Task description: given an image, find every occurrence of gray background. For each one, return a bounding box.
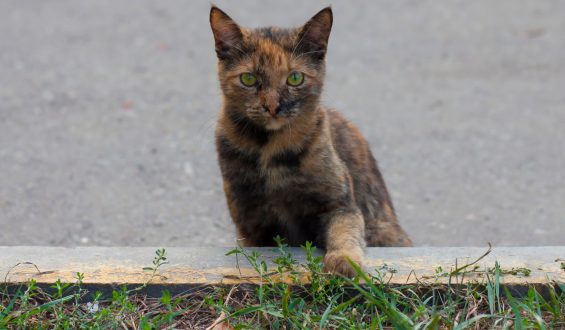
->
[1,0,564,247]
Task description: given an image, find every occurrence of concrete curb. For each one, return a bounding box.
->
[1,246,564,297]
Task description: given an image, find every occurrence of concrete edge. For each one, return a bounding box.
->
[1,246,564,296]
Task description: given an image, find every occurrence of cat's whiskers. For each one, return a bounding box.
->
[217,38,247,57]
[290,23,314,60]
[291,50,326,61]
[197,115,219,144]
[286,120,292,147]
[229,111,254,140]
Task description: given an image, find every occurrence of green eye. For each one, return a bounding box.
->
[240,72,257,86]
[287,71,304,86]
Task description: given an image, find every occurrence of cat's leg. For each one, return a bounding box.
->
[224,179,280,247]
[323,209,366,277]
[368,222,412,247]
[365,202,412,247]
[235,226,256,247]
[223,181,267,247]
[231,210,279,247]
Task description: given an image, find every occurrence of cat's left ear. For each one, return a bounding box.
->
[296,7,333,60]
[210,6,243,60]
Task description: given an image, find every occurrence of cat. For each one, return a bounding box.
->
[210,6,412,276]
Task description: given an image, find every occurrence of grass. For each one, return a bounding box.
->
[0,241,564,329]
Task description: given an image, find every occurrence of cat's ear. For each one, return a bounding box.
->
[210,6,243,60]
[296,7,333,60]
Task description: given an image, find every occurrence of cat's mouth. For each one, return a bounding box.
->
[245,106,295,131]
[264,117,287,131]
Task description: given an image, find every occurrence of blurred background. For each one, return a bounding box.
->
[0,0,564,247]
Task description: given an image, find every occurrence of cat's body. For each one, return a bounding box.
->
[211,6,411,276]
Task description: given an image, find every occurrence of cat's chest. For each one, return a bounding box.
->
[261,166,303,191]
[262,170,330,218]
[221,145,331,223]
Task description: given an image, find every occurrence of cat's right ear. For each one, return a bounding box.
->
[210,6,243,60]
[296,7,333,60]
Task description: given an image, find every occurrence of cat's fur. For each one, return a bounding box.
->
[210,6,412,276]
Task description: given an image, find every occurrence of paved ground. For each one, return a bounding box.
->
[1,1,564,247]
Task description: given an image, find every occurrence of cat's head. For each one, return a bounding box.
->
[210,6,332,131]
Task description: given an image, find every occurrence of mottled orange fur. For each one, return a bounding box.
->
[210,6,411,276]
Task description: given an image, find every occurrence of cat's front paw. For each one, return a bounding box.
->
[323,248,364,278]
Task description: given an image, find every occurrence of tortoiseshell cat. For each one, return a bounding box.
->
[210,6,412,276]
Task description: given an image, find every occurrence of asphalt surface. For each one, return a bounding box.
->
[1,1,564,247]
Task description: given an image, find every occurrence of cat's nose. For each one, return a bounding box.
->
[264,92,280,117]
[263,104,280,117]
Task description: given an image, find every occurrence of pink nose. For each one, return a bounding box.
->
[266,105,279,117]
[264,91,279,117]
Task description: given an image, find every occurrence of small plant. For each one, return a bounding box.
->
[143,248,169,275]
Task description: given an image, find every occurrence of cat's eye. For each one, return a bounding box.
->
[287,71,304,86]
[240,72,257,87]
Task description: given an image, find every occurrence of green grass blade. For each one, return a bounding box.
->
[319,294,341,327]
[453,314,492,330]
[505,287,523,330]
[486,275,495,315]
[226,305,265,319]
[281,285,290,317]
[495,263,501,314]
[347,259,414,329]
[22,294,75,319]
[0,287,23,324]
[330,294,361,314]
